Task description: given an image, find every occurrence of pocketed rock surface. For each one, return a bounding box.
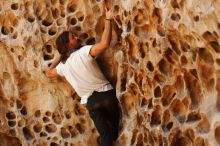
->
[0,0,220,146]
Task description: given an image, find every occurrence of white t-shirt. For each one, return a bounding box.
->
[56,45,113,104]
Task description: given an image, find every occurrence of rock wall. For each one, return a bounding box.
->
[0,0,220,146]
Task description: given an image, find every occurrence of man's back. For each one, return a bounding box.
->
[56,45,112,104]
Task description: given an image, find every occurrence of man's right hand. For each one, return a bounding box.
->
[44,68,59,79]
[105,7,114,20]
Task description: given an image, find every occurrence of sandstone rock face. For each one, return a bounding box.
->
[0,0,220,146]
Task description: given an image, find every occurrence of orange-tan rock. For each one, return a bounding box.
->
[0,0,220,145]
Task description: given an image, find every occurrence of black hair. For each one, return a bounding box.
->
[56,31,82,63]
[56,31,70,63]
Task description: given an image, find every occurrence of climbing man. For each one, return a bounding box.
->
[45,8,121,146]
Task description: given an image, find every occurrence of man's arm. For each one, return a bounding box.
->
[45,56,61,78]
[89,9,113,57]
[49,56,62,70]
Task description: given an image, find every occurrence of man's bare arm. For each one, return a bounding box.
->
[49,56,62,69]
[45,56,61,78]
[90,9,113,57]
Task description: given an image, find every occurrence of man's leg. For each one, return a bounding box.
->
[103,90,121,141]
[89,108,114,146]
[87,92,114,146]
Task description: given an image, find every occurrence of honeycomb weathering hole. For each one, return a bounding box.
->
[70,17,77,25]
[194,15,200,21]
[34,110,41,118]
[198,47,214,65]
[43,54,54,61]
[1,26,11,35]
[209,41,220,53]
[8,121,16,127]
[65,110,71,119]
[52,112,62,124]
[42,19,53,27]
[74,26,81,32]
[25,13,35,23]
[33,123,42,133]
[134,24,150,38]
[75,123,85,134]
[6,111,16,120]
[150,106,162,126]
[147,61,154,72]
[48,26,57,36]
[68,4,77,13]
[45,111,52,117]
[76,11,84,21]
[20,106,28,115]
[134,10,145,25]
[215,125,220,144]
[86,37,96,45]
[18,55,24,62]
[216,59,220,65]
[154,86,162,97]
[202,31,216,41]
[50,142,60,146]
[187,111,202,122]
[11,3,19,10]
[40,132,47,137]
[61,127,70,138]
[9,129,16,136]
[59,0,67,5]
[45,124,57,133]
[34,60,39,68]
[171,0,180,9]
[23,127,35,140]
[157,25,165,36]
[43,116,50,123]
[127,21,131,32]
[68,126,78,137]
[166,122,173,130]
[153,8,162,23]
[158,59,172,76]
[79,33,89,40]
[52,8,60,19]
[181,55,187,65]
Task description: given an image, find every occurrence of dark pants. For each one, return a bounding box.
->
[87,89,121,146]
